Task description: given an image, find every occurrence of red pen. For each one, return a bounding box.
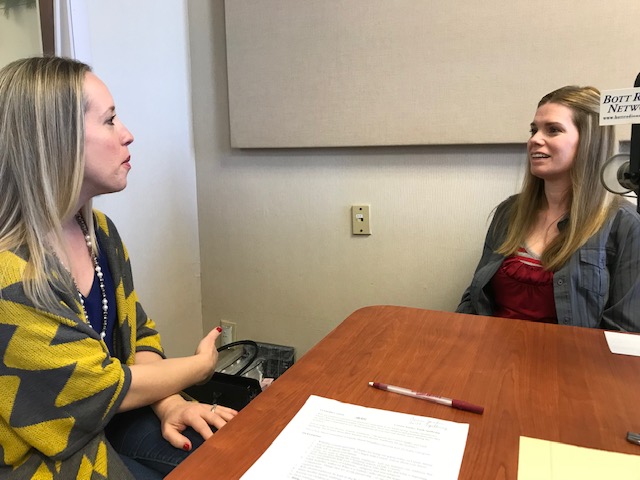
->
[369,381,484,415]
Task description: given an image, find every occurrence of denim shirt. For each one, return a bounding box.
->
[457,196,640,332]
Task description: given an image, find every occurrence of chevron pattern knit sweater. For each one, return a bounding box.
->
[0,211,164,479]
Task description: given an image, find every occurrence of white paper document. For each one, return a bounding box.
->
[604,331,640,356]
[240,395,469,480]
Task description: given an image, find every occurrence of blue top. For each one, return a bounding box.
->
[81,239,117,354]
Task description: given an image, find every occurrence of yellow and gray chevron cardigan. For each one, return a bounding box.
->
[0,211,165,479]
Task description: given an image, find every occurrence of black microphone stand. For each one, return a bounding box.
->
[626,72,640,212]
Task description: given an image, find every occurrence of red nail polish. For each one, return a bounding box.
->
[216,326,222,333]
[183,443,191,451]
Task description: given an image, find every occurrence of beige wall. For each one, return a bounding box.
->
[45,0,626,361]
[84,1,203,357]
[188,1,525,358]
[3,0,527,360]
[0,3,42,67]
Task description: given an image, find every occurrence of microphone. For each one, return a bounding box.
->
[600,72,640,213]
[628,72,640,198]
[616,160,639,191]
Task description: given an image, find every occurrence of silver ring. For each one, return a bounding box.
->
[210,403,217,413]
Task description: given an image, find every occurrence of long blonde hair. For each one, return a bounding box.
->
[497,85,618,271]
[0,56,95,309]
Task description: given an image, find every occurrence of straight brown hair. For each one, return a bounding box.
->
[496,86,618,271]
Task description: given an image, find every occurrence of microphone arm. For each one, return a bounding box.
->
[628,72,640,212]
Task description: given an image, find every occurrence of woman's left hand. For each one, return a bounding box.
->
[153,395,238,450]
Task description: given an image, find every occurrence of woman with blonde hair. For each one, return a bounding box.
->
[457,85,640,331]
[0,56,236,479]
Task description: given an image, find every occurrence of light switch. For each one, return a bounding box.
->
[351,205,371,235]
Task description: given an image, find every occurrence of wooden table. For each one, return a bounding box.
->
[166,306,640,479]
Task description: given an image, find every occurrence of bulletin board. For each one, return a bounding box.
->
[224,0,640,148]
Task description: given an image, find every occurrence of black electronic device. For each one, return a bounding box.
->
[600,72,640,213]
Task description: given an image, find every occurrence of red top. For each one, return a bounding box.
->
[490,247,557,324]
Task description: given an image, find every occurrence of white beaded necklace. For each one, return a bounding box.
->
[74,213,109,340]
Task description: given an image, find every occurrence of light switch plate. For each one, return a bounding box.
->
[351,205,371,235]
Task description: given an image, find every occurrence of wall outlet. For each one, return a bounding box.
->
[220,319,236,345]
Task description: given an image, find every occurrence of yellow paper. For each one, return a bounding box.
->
[518,436,640,480]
